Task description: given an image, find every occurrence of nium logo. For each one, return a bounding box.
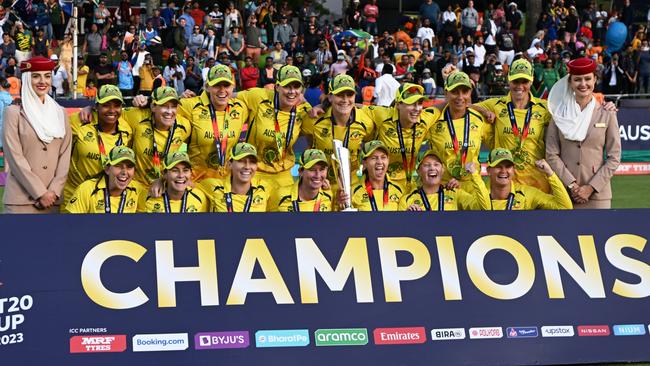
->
[194,331,250,350]
[373,327,426,345]
[506,327,539,338]
[469,327,503,339]
[70,335,127,353]
[577,325,610,337]
[315,328,368,346]
[255,329,310,348]
[430,328,466,341]
[613,324,646,336]
[541,326,574,337]
[132,333,189,352]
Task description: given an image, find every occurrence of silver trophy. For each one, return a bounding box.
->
[332,139,357,212]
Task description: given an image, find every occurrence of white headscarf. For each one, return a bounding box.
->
[547,74,596,142]
[20,71,66,144]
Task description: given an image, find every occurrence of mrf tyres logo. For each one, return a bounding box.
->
[70,335,127,353]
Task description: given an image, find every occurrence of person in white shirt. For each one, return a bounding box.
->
[473,36,486,67]
[484,12,498,54]
[416,18,436,46]
[50,55,68,97]
[373,64,400,107]
[527,39,544,59]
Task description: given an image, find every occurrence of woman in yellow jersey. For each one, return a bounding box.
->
[64,146,143,213]
[428,71,487,193]
[351,140,402,211]
[121,86,192,186]
[270,149,333,212]
[177,64,249,182]
[398,150,489,211]
[302,74,376,190]
[486,148,572,210]
[62,85,133,211]
[138,151,208,213]
[236,65,312,191]
[199,142,270,212]
[369,83,440,192]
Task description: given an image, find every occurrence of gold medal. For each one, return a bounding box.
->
[450,160,462,179]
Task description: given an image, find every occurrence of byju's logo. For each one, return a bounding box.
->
[577,325,610,337]
[70,335,127,353]
[373,327,426,345]
[613,324,646,336]
[541,326,574,337]
[255,329,310,348]
[132,333,189,352]
[430,328,466,341]
[469,327,503,339]
[315,328,368,347]
[506,327,538,338]
[195,331,250,350]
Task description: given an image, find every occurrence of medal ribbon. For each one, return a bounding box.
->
[273,92,297,161]
[490,192,516,210]
[506,101,532,148]
[151,120,178,178]
[445,108,471,166]
[292,193,322,212]
[396,120,417,184]
[331,108,355,148]
[96,124,123,168]
[225,186,253,213]
[163,190,188,213]
[103,175,127,214]
[418,186,445,211]
[365,175,389,212]
[208,102,230,166]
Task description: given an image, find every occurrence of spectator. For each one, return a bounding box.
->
[184,56,202,94]
[94,1,111,26]
[178,6,196,43]
[208,4,224,39]
[173,18,188,59]
[304,23,321,53]
[75,56,90,96]
[116,0,132,26]
[442,5,458,40]
[314,40,332,69]
[497,21,516,66]
[49,0,65,45]
[420,0,441,29]
[139,54,155,96]
[270,41,289,70]
[330,52,349,77]
[161,1,177,29]
[148,9,167,31]
[164,53,186,95]
[285,34,303,57]
[417,18,436,48]
[473,36,486,67]
[226,25,245,60]
[259,56,276,89]
[95,53,115,88]
[486,63,508,94]
[33,28,49,58]
[505,2,523,45]
[602,55,625,95]
[190,2,206,27]
[117,50,134,96]
[373,64,400,107]
[240,56,260,90]
[189,25,205,57]
[202,27,219,60]
[461,1,479,37]
[148,36,164,67]
[303,71,323,107]
[364,0,379,36]
[1,34,16,66]
[540,59,561,92]
[274,15,293,46]
[201,57,215,84]
[565,6,579,45]
[0,77,12,150]
[13,22,32,64]
[83,23,103,72]
[245,16,265,65]
[346,0,362,29]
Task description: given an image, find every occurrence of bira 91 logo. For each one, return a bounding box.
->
[430,328,466,341]
[469,327,503,339]
[373,327,426,345]
[70,335,127,353]
[577,325,610,337]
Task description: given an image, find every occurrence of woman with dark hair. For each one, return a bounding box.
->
[163,53,186,95]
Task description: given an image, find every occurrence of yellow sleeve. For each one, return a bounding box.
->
[137,192,149,213]
[482,120,495,151]
[456,173,490,210]
[121,107,149,129]
[301,114,316,137]
[475,98,497,113]
[529,173,573,209]
[69,112,83,137]
[236,88,264,115]
[63,181,91,214]
[177,96,195,120]
[365,105,392,130]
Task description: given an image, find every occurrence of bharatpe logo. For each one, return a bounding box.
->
[315,328,368,346]
[255,329,310,348]
[69,335,127,353]
[613,324,646,336]
[132,333,189,352]
[469,327,503,339]
[430,328,466,341]
[577,325,610,337]
[373,327,426,345]
[541,326,574,337]
[506,327,538,338]
[194,331,250,350]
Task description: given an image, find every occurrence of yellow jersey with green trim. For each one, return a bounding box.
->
[302,106,376,183]
[489,173,573,210]
[237,88,311,174]
[121,107,192,185]
[351,176,402,211]
[63,177,143,214]
[178,91,249,182]
[137,187,209,213]
[198,177,270,212]
[398,173,490,210]
[478,94,551,192]
[270,181,333,212]
[428,106,487,188]
[369,106,440,190]
[63,111,133,207]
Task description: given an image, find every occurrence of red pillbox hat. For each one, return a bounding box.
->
[19,56,57,73]
[567,57,597,75]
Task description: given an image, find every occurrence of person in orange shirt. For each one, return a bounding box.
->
[84,80,98,98]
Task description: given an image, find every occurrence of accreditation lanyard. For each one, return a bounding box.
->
[445,108,471,166]
[163,190,188,213]
[208,102,230,167]
[151,121,177,178]
[331,108,355,148]
[418,186,445,211]
[103,176,127,214]
[292,193,322,212]
[396,120,417,184]
[365,176,389,212]
[506,101,532,148]
[225,186,253,213]
[490,193,515,210]
[95,124,123,167]
[273,92,297,161]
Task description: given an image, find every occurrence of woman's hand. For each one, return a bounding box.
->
[132,94,149,107]
[182,90,196,98]
[406,204,423,211]
[79,106,94,123]
[148,179,164,198]
[38,191,58,209]
[574,184,594,201]
[535,159,555,177]
[446,178,461,190]
[337,189,350,210]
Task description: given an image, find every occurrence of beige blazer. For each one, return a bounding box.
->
[545,106,621,201]
[2,105,72,205]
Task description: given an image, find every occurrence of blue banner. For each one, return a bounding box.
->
[618,107,650,150]
[1,211,649,365]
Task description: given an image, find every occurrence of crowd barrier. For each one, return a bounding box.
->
[0,211,649,365]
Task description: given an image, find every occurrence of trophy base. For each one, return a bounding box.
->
[341,208,358,212]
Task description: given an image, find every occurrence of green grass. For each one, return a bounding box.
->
[612,176,650,208]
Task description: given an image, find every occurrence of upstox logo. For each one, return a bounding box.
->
[255,329,310,348]
[315,328,368,346]
[132,333,189,352]
[541,326,574,337]
[613,324,646,336]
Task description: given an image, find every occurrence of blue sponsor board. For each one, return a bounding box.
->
[506,327,539,338]
[0,211,650,365]
[613,324,646,336]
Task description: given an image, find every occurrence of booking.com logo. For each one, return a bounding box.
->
[132,333,189,352]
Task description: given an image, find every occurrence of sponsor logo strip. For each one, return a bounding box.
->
[373,327,426,345]
[430,328,466,341]
[613,324,646,336]
[132,333,189,352]
[541,326,574,338]
[469,327,503,339]
[70,335,127,353]
[195,331,250,350]
[315,328,368,346]
[255,329,310,348]
[506,327,538,338]
[577,325,610,337]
